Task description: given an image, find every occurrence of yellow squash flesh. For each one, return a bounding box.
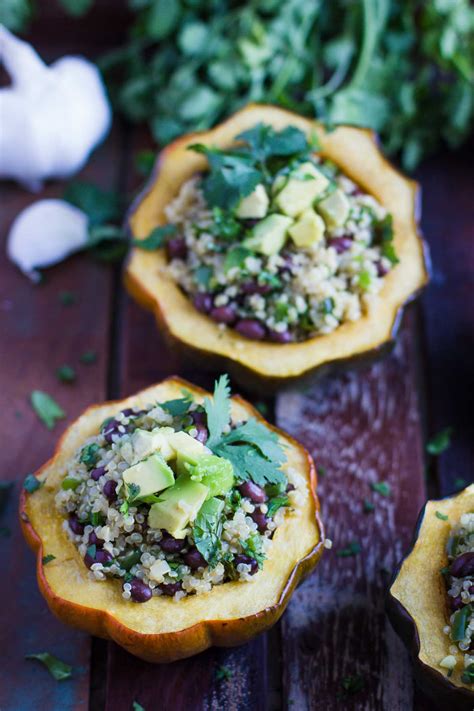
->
[20,377,324,663]
[126,104,429,389]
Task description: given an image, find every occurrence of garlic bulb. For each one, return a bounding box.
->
[0,25,111,191]
[7,199,89,280]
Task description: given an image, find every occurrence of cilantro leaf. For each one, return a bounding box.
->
[42,554,56,565]
[56,365,76,384]
[214,442,286,488]
[159,396,193,417]
[24,474,41,493]
[133,224,177,251]
[427,427,453,455]
[193,497,224,567]
[132,703,146,711]
[204,375,231,449]
[79,443,100,470]
[239,532,266,568]
[80,350,97,364]
[30,391,65,430]
[267,494,289,518]
[25,652,73,681]
[237,123,312,160]
[215,665,233,681]
[370,481,391,497]
[218,419,286,465]
[64,181,121,227]
[435,511,448,521]
[336,540,361,557]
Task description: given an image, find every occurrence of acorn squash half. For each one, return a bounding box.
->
[20,377,324,663]
[387,485,474,710]
[125,103,429,390]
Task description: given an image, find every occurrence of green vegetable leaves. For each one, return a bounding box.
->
[79,443,100,470]
[159,395,193,417]
[193,497,224,567]
[42,554,56,565]
[24,474,41,493]
[427,427,453,455]
[204,375,232,449]
[25,652,73,681]
[30,391,65,430]
[370,481,391,497]
[133,225,177,251]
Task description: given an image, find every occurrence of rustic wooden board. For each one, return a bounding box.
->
[275,312,427,710]
[0,126,122,710]
[417,150,474,496]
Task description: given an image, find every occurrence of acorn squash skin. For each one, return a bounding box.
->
[19,377,324,663]
[387,485,474,710]
[125,103,430,392]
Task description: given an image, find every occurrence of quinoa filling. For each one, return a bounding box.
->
[152,122,398,343]
[440,513,474,683]
[55,376,299,602]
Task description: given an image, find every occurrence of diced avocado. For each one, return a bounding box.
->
[244,214,293,256]
[187,454,235,498]
[235,184,269,219]
[288,209,326,248]
[130,427,175,464]
[167,430,210,475]
[123,452,175,500]
[316,189,350,228]
[274,162,330,217]
[148,476,209,538]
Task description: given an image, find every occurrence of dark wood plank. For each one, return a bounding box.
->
[275,311,426,709]
[417,148,474,496]
[0,126,123,709]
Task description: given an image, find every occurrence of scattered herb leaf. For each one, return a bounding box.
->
[193,497,224,567]
[371,481,391,497]
[427,427,453,455]
[56,365,76,384]
[59,291,76,306]
[24,474,42,493]
[363,499,375,513]
[215,665,233,681]
[132,702,146,711]
[133,224,177,251]
[25,652,73,681]
[80,350,97,365]
[159,395,193,417]
[337,540,361,558]
[42,554,56,565]
[79,443,100,470]
[30,391,65,430]
[435,511,449,521]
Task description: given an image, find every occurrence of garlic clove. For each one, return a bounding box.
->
[0,26,111,190]
[7,199,89,280]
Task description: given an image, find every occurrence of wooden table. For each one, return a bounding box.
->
[0,8,472,710]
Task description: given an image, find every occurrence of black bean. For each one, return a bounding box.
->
[329,236,352,254]
[159,581,183,596]
[241,281,271,295]
[183,547,206,570]
[210,305,237,324]
[251,510,269,532]
[235,319,266,340]
[90,466,106,481]
[191,410,207,426]
[84,548,111,569]
[268,329,293,343]
[68,514,85,536]
[103,479,118,502]
[239,481,267,503]
[129,578,153,603]
[450,552,474,578]
[166,237,187,260]
[88,531,103,547]
[233,554,258,575]
[450,595,464,611]
[376,260,389,277]
[160,532,186,554]
[193,293,213,314]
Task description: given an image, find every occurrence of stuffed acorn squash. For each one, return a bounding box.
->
[126,104,429,389]
[387,484,474,710]
[20,376,324,663]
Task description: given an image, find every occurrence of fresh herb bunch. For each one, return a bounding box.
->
[96,0,473,170]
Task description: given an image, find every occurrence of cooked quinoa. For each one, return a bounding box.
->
[152,123,398,343]
[55,377,299,603]
[440,512,474,683]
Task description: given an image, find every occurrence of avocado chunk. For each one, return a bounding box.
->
[167,430,210,475]
[244,214,293,256]
[187,454,235,498]
[130,427,175,465]
[123,452,175,500]
[316,188,350,228]
[288,209,326,247]
[235,184,269,219]
[274,162,330,217]
[148,476,209,538]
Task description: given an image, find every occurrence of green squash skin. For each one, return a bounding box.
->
[386,494,474,711]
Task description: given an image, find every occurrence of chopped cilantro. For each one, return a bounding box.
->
[435,511,449,521]
[59,291,76,306]
[337,540,361,557]
[42,554,56,565]
[215,665,233,681]
[24,474,42,493]
[194,265,213,287]
[377,214,399,265]
[133,224,177,251]
[56,365,76,384]
[90,512,105,527]
[371,481,391,497]
[132,702,146,711]
[452,605,471,641]
[240,532,266,568]
[461,663,474,684]
[223,246,252,274]
[427,427,453,455]
[267,494,289,518]
[80,350,97,365]
[159,396,193,417]
[25,652,73,681]
[79,443,100,470]
[454,478,467,489]
[193,497,224,567]
[86,544,97,560]
[30,391,65,430]
[363,499,375,513]
[64,180,120,227]
[61,477,81,491]
[340,674,365,695]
